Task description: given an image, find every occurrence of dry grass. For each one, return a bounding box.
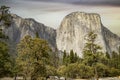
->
[74,79,87,80]
[0,77,13,80]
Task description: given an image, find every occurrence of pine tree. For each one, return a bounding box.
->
[83,31,103,80]
[0,5,12,26]
[70,50,75,63]
[105,52,111,67]
[118,53,120,70]
[74,52,78,62]
[119,46,120,54]
[106,52,110,59]
[63,50,67,65]
[0,6,12,77]
[35,32,39,38]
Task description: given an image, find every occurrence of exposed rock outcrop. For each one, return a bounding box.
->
[1,12,120,57]
[56,12,120,57]
[1,14,56,50]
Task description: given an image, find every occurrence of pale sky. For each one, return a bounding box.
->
[0,0,120,36]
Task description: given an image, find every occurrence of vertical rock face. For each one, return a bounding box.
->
[2,14,56,49]
[56,12,120,57]
[102,26,120,53]
[1,12,120,57]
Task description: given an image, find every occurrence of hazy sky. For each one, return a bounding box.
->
[0,0,120,36]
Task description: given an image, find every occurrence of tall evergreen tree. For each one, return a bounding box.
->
[74,53,78,62]
[119,46,120,54]
[83,31,103,80]
[35,32,39,38]
[105,52,111,67]
[70,50,75,63]
[0,5,12,77]
[105,52,110,59]
[63,50,67,65]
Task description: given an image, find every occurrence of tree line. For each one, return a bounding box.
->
[61,32,120,80]
[0,5,120,80]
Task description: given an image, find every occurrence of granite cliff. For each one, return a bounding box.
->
[1,14,56,50]
[1,12,120,57]
[56,12,120,57]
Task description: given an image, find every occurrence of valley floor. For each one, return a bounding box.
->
[0,77,120,80]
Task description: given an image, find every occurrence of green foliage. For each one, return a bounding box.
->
[83,31,106,79]
[105,52,110,59]
[0,5,120,79]
[77,63,94,79]
[81,31,120,79]
[49,51,60,68]
[17,35,51,79]
[118,54,120,70]
[31,61,46,80]
[0,5,12,26]
[46,65,57,76]
[63,50,79,66]
[15,31,120,79]
[0,24,12,77]
[63,50,67,65]
[35,32,39,38]
[108,68,120,77]
[0,41,12,77]
[63,50,70,66]
[83,32,104,69]
[57,63,94,79]
[64,63,79,78]
[11,59,21,77]
[104,51,120,77]
[109,51,120,69]
[94,63,109,77]
[0,29,8,39]
[112,51,118,58]
[69,50,75,63]
[74,53,78,62]
[57,65,66,77]
[119,46,120,54]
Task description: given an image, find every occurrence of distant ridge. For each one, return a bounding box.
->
[1,12,120,57]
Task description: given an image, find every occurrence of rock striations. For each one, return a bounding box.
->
[2,14,56,50]
[56,12,120,57]
[2,14,56,53]
[1,12,120,57]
